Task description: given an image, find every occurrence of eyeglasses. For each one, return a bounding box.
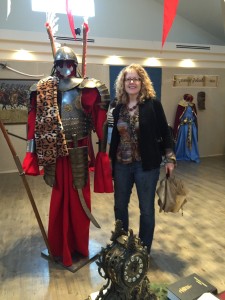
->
[124,77,141,83]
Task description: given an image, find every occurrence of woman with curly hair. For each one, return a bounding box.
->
[109,64,176,254]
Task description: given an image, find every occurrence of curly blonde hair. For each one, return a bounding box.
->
[114,64,156,105]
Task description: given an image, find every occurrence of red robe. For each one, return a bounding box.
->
[23,87,113,266]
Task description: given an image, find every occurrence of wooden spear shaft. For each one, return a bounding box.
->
[0,120,55,262]
[82,22,88,77]
[45,23,56,58]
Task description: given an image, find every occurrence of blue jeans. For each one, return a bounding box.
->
[114,161,160,252]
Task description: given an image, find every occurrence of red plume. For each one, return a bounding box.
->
[66,0,76,40]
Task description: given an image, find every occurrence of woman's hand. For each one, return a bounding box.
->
[165,162,175,177]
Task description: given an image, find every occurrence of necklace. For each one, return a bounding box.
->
[127,104,138,112]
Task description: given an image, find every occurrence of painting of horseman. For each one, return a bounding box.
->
[0,79,36,123]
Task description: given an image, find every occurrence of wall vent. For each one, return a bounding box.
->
[54,36,95,43]
[176,44,210,50]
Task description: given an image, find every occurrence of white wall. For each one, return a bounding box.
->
[161,68,225,158]
[0,0,223,45]
[1,62,225,173]
[0,124,27,173]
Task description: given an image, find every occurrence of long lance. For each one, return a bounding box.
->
[82,22,88,77]
[45,22,56,58]
[0,120,55,262]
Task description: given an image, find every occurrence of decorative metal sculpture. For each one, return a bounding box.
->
[95,220,157,300]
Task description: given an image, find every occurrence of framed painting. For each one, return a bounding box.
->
[0,79,37,124]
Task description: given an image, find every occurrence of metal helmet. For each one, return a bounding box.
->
[54,46,78,65]
[54,46,78,78]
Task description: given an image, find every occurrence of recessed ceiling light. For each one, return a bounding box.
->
[12,50,34,60]
[179,59,196,68]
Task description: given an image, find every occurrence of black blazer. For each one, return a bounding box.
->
[109,98,173,172]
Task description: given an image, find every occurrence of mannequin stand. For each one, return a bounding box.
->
[41,239,101,272]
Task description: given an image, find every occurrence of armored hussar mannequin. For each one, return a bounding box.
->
[22,46,113,267]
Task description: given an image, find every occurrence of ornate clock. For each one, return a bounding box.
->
[95,220,157,300]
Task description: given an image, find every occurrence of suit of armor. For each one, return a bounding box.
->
[23,46,113,266]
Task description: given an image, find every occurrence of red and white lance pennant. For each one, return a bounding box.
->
[66,0,77,40]
[65,0,90,77]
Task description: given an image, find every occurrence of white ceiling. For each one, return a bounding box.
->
[0,0,225,67]
[154,0,225,44]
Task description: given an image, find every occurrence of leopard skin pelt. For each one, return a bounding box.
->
[35,76,68,166]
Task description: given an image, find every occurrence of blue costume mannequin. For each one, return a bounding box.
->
[173,94,200,163]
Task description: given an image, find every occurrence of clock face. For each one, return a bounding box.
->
[122,253,147,287]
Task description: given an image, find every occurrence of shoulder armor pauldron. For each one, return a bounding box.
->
[30,76,58,92]
[79,78,111,110]
[30,77,85,92]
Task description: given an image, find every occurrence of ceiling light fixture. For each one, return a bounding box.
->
[104,56,124,65]
[32,0,95,17]
[12,50,34,61]
[179,59,196,68]
[144,57,161,67]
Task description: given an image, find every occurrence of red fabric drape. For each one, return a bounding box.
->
[48,156,91,266]
[66,0,76,40]
[162,0,179,47]
[22,94,40,176]
[81,88,113,193]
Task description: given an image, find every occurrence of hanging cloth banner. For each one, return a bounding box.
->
[162,0,179,48]
[66,0,77,40]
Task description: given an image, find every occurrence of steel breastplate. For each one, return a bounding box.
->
[60,88,91,141]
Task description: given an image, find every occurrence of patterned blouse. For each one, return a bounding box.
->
[116,105,141,164]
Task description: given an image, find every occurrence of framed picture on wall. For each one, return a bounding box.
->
[0,79,36,124]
